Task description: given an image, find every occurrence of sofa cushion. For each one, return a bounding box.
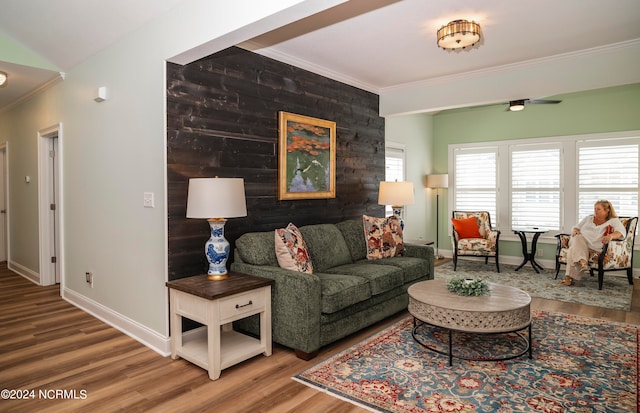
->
[363,215,404,259]
[335,219,367,261]
[366,256,428,283]
[275,223,313,274]
[317,273,372,314]
[325,263,404,296]
[235,231,278,266]
[300,224,353,272]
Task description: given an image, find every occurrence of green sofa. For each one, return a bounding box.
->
[231,218,434,359]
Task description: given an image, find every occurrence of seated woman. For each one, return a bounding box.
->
[561,200,626,286]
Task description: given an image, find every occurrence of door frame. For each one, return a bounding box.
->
[38,123,63,286]
[0,142,8,262]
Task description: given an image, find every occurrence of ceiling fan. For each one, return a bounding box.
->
[508,98,562,111]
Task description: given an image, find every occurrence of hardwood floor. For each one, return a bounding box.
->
[1,260,638,412]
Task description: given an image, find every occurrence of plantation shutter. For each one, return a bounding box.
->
[577,143,639,220]
[511,146,561,229]
[453,148,497,224]
[385,144,405,216]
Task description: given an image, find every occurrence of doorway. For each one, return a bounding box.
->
[38,124,62,285]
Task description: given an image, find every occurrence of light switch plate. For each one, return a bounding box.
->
[143,192,154,208]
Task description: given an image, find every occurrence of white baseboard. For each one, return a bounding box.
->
[8,260,40,284]
[62,287,171,356]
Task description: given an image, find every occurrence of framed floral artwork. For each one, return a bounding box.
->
[278,111,336,200]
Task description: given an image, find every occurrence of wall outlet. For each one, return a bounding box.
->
[536,249,543,257]
[85,272,93,288]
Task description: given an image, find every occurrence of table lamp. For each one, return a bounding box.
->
[378,180,415,227]
[186,177,247,280]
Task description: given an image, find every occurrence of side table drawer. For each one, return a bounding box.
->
[219,288,267,320]
[173,290,208,324]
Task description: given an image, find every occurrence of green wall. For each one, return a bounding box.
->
[432,83,640,265]
[385,114,433,242]
[0,33,60,70]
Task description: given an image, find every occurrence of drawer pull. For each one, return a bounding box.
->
[236,300,253,309]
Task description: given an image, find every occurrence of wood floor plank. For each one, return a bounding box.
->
[1,260,637,412]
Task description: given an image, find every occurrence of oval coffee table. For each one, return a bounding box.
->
[408,279,532,366]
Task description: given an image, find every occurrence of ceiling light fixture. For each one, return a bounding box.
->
[0,71,7,87]
[509,100,526,111]
[437,19,481,50]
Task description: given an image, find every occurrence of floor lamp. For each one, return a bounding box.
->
[426,174,448,259]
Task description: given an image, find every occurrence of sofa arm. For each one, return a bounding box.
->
[404,243,434,260]
[403,243,435,278]
[230,262,322,354]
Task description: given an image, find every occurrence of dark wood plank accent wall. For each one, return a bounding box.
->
[167,47,385,279]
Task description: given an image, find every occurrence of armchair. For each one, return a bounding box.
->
[451,211,500,272]
[554,217,637,290]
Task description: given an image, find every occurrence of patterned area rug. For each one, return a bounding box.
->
[294,311,638,412]
[436,260,633,311]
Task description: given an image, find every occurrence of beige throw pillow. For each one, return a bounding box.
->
[274,223,313,274]
[363,215,404,259]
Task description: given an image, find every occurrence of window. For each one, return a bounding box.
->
[384,143,405,216]
[385,144,405,182]
[577,142,639,221]
[450,131,640,238]
[511,145,561,229]
[452,147,497,224]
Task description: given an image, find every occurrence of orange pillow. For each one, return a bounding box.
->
[451,217,483,239]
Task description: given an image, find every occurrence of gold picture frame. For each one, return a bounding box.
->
[278,111,336,200]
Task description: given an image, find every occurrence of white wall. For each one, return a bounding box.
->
[0,88,58,277]
[0,0,344,354]
[385,113,434,242]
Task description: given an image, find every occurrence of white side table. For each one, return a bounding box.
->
[166,272,274,380]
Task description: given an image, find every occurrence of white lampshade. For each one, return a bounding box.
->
[186,177,247,219]
[426,174,448,189]
[378,181,415,206]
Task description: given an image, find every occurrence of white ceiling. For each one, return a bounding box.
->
[1,0,639,111]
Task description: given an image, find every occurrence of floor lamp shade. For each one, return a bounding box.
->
[425,174,448,189]
[426,174,448,259]
[186,178,247,280]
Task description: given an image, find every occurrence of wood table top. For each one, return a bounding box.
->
[166,272,274,301]
[408,279,531,313]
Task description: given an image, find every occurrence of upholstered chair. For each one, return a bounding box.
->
[554,216,637,290]
[451,211,500,272]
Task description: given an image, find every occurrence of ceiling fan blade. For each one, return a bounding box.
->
[526,99,562,104]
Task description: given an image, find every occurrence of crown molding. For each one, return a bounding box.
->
[240,39,640,98]
[238,41,380,94]
[381,39,640,93]
[0,72,65,114]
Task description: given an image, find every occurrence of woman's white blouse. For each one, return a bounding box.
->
[574,215,627,251]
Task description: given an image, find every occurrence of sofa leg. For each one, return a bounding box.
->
[627,268,634,285]
[295,349,318,360]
